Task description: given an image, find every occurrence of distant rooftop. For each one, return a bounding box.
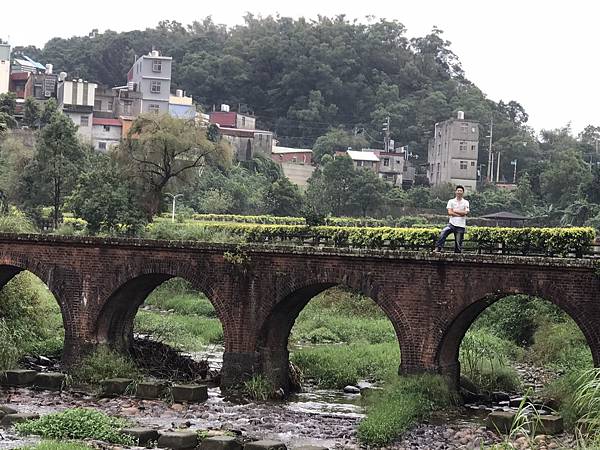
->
[272,146,312,154]
[346,150,380,162]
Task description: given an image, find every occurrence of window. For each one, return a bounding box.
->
[357,161,364,167]
[150,80,161,93]
[152,60,162,73]
[292,157,297,163]
[258,133,263,143]
[103,125,110,132]
[403,165,407,172]
[108,100,113,111]
[471,161,476,166]
[98,142,107,150]
[80,116,89,127]
[461,123,468,133]
[123,101,132,115]
[149,104,160,114]
[242,116,246,127]
[459,141,467,151]
[383,158,390,167]
[94,100,102,110]
[471,145,476,151]
[460,161,467,170]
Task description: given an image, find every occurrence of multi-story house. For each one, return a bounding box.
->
[0,44,10,95]
[427,111,479,192]
[57,79,98,142]
[345,150,380,173]
[209,105,273,161]
[127,50,172,115]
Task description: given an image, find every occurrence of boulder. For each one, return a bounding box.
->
[34,372,67,391]
[0,405,17,417]
[121,427,160,446]
[101,378,133,396]
[0,413,39,427]
[200,436,242,450]
[136,381,169,400]
[486,411,516,434]
[343,385,360,394]
[157,431,199,449]
[1,370,37,387]
[244,440,287,450]
[537,415,564,435]
[491,391,511,403]
[171,384,209,403]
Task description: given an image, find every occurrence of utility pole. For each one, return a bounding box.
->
[487,117,494,181]
[511,159,518,183]
[496,151,501,183]
[165,193,183,223]
[382,116,390,151]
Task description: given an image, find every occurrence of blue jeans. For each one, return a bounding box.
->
[436,224,465,253]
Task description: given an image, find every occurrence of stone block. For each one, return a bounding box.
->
[157,431,199,449]
[101,378,133,396]
[0,413,39,427]
[171,384,209,403]
[538,415,564,435]
[200,436,242,450]
[0,406,17,415]
[1,370,37,387]
[244,440,287,450]
[121,427,160,446]
[486,411,516,434]
[136,381,169,400]
[34,372,66,391]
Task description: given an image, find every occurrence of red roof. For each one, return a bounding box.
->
[209,111,237,127]
[92,118,122,127]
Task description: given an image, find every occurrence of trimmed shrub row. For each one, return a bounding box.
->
[145,222,595,256]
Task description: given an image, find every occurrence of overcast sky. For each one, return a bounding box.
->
[2,0,597,135]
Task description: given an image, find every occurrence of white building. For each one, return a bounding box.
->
[57,79,98,142]
[0,44,9,95]
[345,150,380,172]
[92,117,122,151]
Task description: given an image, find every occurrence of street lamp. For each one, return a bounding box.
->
[164,193,183,223]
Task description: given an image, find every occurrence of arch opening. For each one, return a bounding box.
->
[0,266,65,371]
[257,284,402,393]
[97,276,224,382]
[439,294,594,403]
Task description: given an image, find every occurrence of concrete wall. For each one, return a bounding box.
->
[65,112,93,142]
[92,125,122,151]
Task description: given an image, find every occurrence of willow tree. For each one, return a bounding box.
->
[119,114,232,220]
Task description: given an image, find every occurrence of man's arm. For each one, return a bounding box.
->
[448,207,469,217]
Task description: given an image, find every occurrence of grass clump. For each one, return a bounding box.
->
[71,347,140,384]
[291,342,399,389]
[243,374,274,401]
[357,374,457,446]
[16,408,135,445]
[19,441,94,450]
[145,278,217,317]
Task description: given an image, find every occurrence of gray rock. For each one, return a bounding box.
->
[342,385,360,394]
[538,415,564,435]
[0,405,17,415]
[34,372,67,391]
[0,413,39,427]
[101,378,133,396]
[200,436,242,450]
[136,381,168,400]
[121,427,160,446]
[1,370,37,387]
[157,430,199,449]
[244,440,287,450]
[171,384,208,403]
[486,411,516,434]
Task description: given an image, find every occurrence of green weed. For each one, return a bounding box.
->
[19,441,93,450]
[70,346,140,384]
[243,375,274,401]
[15,408,135,445]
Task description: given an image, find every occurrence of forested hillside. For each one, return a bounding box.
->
[14,15,531,165]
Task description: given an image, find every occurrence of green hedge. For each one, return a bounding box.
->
[145,222,595,256]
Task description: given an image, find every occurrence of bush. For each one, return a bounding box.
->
[71,347,140,384]
[529,320,593,371]
[16,408,135,445]
[243,374,274,401]
[357,374,457,446]
[0,210,37,233]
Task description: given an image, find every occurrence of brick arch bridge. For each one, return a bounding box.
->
[1,233,599,392]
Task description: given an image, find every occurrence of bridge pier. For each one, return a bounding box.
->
[220,352,260,391]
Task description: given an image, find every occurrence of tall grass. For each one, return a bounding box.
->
[357,374,457,446]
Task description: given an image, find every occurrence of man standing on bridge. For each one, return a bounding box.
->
[434,185,469,253]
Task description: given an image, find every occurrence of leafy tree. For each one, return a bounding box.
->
[306,156,356,216]
[25,113,86,228]
[352,168,387,216]
[539,149,591,207]
[119,114,232,219]
[265,177,304,216]
[40,99,59,128]
[581,166,600,204]
[22,98,41,129]
[513,172,536,210]
[312,129,369,164]
[0,93,16,116]
[68,154,146,235]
